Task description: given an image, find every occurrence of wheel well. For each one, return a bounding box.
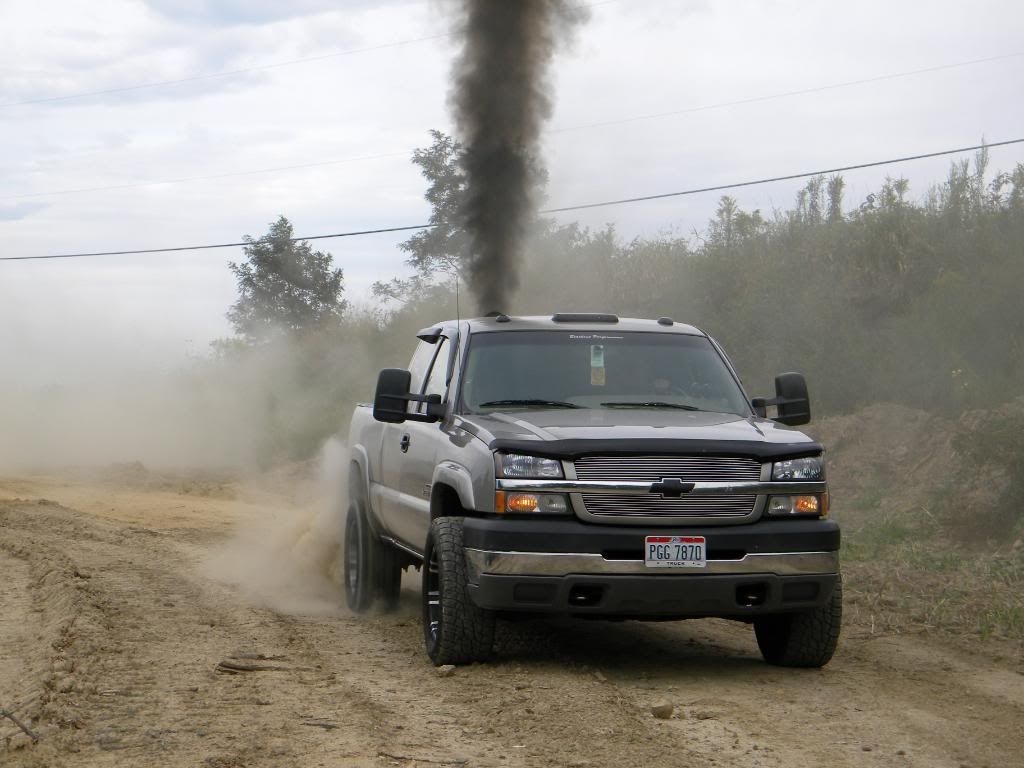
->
[430,483,466,520]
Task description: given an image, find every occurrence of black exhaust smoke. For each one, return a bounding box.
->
[450,0,588,313]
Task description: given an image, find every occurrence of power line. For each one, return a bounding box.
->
[0,225,434,261]
[2,137,1020,262]
[6,50,1020,202]
[542,138,1024,214]
[549,52,1024,133]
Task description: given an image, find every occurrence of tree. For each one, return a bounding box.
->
[373,131,469,302]
[373,129,548,305]
[227,216,347,343]
[826,175,845,223]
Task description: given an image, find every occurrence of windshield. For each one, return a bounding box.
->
[460,330,751,416]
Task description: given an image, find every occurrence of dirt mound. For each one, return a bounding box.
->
[91,462,238,499]
[811,403,957,522]
[946,396,1024,538]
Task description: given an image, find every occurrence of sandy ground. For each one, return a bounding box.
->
[2,472,1023,768]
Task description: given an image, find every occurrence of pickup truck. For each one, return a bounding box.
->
[345,313,840,667]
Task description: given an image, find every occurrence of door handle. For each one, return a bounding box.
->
[399,434,411,453]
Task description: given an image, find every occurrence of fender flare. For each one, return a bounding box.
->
[348,444,372,506]
[349,444,392,537]
[432,461,478,513]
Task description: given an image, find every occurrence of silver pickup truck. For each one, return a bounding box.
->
[345,313,840,667]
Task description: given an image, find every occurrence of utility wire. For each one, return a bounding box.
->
[0,225,432,261]
[6,51,1020,203]
[542,138,1024,214]
[549,52,1024,133]
[2,138,1021,262]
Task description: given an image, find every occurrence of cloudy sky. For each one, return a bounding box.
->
[2,0,1023,380]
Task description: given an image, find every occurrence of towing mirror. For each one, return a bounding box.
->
[751,372,811,426]
[372,368,443,424]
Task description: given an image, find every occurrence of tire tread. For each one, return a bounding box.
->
[755,578,842,668]
[424,517,495,665]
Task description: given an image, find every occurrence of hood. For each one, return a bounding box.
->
[456,408,821,461]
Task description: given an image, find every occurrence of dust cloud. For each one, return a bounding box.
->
[202,436,349,616]
[0,371,257,471]
[449,0,589,312]
[0,326,372,472]
[0,272,378,618]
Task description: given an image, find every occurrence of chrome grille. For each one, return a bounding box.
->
[573,455,761,518]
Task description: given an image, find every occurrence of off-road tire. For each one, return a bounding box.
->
[344,501,374,612]
[754,577,842,668]
[422,517,495,666]
[343,499,404,614]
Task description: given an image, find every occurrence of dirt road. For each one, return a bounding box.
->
[2,472,1022,767]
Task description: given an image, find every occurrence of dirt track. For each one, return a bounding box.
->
[2,473,1022,768]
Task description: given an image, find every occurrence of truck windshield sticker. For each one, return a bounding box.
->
[591,344,606,386]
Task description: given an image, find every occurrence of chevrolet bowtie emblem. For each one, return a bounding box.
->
[650,478,695,497]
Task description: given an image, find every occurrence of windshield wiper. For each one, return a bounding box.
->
[601,401,703,411]
[478,399,582,409]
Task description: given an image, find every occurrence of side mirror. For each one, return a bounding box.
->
[751,372,811,426]
[774,372,810,425]
[372,369,443,424]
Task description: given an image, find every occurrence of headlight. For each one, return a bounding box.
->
[495,452,564,479]
[772,456,824,481]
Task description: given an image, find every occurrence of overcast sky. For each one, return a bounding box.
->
[2,0,1023,381]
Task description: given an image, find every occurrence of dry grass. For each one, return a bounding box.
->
[840,506,1024,642]
[814,403,1024,648]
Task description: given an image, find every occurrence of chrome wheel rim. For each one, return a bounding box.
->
[425,544,441,645]
[345,511,360,599]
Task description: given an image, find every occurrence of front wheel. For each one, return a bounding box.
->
[754,577,842,668]
[422,517,495,665]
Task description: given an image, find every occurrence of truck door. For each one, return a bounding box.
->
[380,337,452,550]
[377,340,435,538]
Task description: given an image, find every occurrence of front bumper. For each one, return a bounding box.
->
[461,516,840,618]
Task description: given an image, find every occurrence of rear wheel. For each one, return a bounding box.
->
[343,499,404,613]
[422,517,495,665]
[754,577,842,668]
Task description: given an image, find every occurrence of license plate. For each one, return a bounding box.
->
[644,535,706,568]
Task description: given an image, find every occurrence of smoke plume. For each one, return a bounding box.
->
[450,0,588,312]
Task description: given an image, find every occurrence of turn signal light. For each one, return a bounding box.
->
[793,495,820,515]
[507,493,541,513]
[494,491,570,514]
[767,494,825,517]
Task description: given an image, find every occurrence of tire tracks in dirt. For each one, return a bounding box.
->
[1,498,706,767]
[2,483,1023,768]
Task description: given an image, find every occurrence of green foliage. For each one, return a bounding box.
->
[227,216,347,343]
[373,136,1024,420]
[373,131,469,303]
[949,397,1024,536]
[216,137,1024,465]
[375,130,548,307]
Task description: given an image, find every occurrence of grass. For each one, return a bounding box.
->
[840,505,1024,642]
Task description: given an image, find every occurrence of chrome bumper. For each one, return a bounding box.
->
[464,549,839,579]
